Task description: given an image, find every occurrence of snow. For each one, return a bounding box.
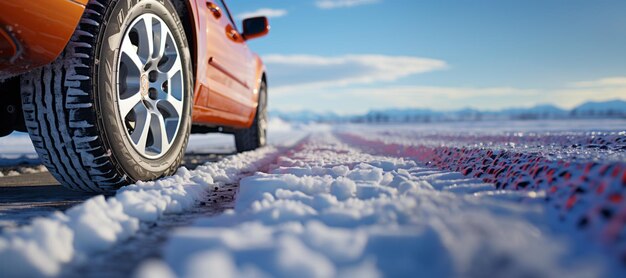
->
[0,132,37,155]
[329,177,356,200]
[0,165,48,177]
[137,132,615,278]
[339,123,626,262]
[0,146,282,277]
[0,132,46,177]
[0,119,299,174]
[185,117,299,154]
[0,119,624,277]
[0,132,40,168]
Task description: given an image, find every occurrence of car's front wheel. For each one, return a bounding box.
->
[20,0,192,192]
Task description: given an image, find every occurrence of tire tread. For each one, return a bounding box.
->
[21,0,123,192]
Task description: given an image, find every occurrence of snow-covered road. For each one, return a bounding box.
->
[0,119,625,277]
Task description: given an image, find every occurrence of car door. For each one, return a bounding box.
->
[203,0,255,116]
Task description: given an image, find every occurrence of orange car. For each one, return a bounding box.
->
[0,0,269,192]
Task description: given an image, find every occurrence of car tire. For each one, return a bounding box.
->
[234,80,268,152]
[20,0,193,192]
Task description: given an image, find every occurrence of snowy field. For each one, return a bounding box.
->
[0,119,625,277]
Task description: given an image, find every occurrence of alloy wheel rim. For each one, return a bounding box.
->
[116,14,184,159]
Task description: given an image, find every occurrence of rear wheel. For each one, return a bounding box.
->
[235,81,268,152]
[20,0,192,192]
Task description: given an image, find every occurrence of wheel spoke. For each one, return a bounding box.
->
[151,113,171,153]
[156,96,183,118]
[169,94,184,115]
[136,17,154,62]
[118,91,143,118]
[166,57,182,79]
[156,58,183,106]
[158,70,183,117]
[130,107,151,152]
[166,58,184,100]
[120,38,144,72]
[154,21,168,60]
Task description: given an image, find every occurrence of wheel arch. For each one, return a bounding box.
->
[172,0,198,81]
[247,55,267,127]
[254,55,267,106]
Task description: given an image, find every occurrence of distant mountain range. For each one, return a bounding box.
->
[271,100,626,123]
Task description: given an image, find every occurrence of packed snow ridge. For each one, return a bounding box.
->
[0,146,280,277]
[0,165,48,177]
[137,133,609,278]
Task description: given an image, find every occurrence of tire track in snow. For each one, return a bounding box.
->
[0,140,302,277]
[63,142,305,278]
[0,154,227,232]
[65,181,240,278]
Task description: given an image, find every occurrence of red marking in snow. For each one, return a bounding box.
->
[336,131,626,260]
[596,183,606,194]
[547,169,555,183]
[608,194,623,204]
[579,175,586,182]
[564,172,572,180]
[566,195,577,210]
[611,165,620,177]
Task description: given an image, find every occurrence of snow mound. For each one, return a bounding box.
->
[140,133,609,278]
[0,147,279,277]
[0,165,48,178]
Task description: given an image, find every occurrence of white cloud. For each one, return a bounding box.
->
[236,8,287,20]
[262,53,626,113]
[551,85,626,108]
[315,0,380,9]
[571,76,626,88]
[263,54,447,94]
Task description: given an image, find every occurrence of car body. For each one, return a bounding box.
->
[0,0,270,192]
[0,0,267,132]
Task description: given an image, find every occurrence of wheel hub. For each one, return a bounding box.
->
[140,74,149,98]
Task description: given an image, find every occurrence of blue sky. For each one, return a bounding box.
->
[227,0,626,114]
